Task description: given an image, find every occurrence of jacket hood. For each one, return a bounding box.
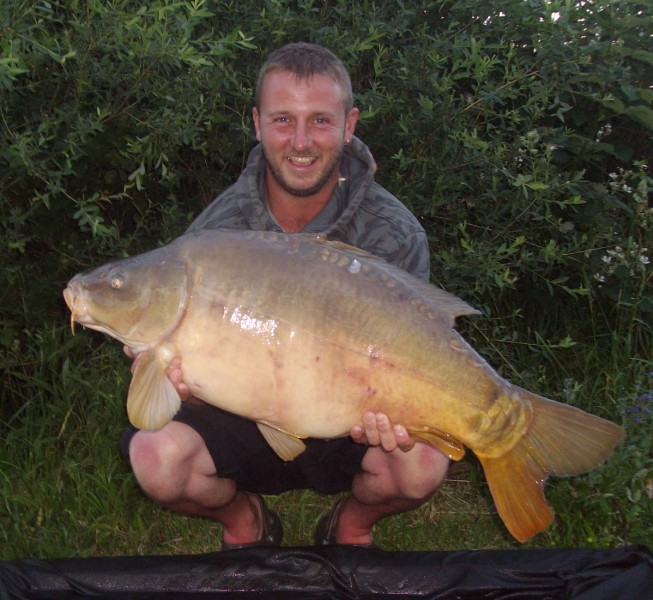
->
[321,135,377,238]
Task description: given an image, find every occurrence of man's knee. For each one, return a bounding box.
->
[421,446,450,492]
[129,429,172,469]
[127,423,203,502]
[400,444,450,500]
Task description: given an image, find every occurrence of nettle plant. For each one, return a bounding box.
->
[590,163,652,310]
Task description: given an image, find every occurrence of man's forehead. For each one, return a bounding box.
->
[259,70,347,104]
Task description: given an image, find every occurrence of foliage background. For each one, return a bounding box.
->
[1,0,651,558]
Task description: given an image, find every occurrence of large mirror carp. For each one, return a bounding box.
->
[64,229,624,542]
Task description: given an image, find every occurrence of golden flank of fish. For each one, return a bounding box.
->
[63,229,624,542]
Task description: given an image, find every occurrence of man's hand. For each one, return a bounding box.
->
[165,356,192,401]
[350,411,416,452]
[123,346,193,402]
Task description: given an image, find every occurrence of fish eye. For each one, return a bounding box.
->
[110,274,126,289]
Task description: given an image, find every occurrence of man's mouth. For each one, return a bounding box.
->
[287,155,317,166]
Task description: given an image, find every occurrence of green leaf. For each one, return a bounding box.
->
[624,105,653,131]
[525,181,549,190]
[600,95,625,113]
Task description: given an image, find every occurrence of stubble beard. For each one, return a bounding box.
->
[261,143,344,198]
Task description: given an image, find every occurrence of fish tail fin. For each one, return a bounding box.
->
[478,390,624,542]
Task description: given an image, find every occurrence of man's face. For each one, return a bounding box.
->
[253,70,359,198]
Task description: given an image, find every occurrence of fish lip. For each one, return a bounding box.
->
[63,286,79,334]
[63,286,75,312]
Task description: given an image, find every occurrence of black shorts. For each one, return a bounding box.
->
[120,403,367,495]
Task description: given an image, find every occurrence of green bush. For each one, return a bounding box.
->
[1,0,651,554]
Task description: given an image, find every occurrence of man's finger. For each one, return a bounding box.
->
[375,413,398,452]
[362,411,380,446]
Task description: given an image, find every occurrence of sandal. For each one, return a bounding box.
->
[221,493,283,550]
[314,496,374,547]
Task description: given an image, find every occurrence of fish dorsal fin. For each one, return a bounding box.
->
[257,423,307,461]
[127,350,181,430]
[315,238,378,257]
[239,230,480,325]
[399,280,482,325]
[407,426,466,461]
[315,238,481,325]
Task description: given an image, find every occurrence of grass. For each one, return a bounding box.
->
[1,313,651,561]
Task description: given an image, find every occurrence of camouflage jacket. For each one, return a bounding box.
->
[188,136,431,281]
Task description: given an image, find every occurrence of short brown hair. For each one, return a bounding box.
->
[255,42,353,112]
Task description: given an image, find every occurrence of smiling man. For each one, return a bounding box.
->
[253,69,358,229]
[121,42,449,549]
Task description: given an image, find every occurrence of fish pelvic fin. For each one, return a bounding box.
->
[127,350,181,430]
[407,427,466,461]
[257,422,307,461]
[478,389,624,543]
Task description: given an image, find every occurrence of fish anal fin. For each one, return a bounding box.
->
[128,351,181,430]
[257,423,307,461]
[407,427,466,461]
[478,388,624,542]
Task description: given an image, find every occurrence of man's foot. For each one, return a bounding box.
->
[314,496,374,547]
[221,494,283,550]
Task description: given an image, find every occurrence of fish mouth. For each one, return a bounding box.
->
[63,285,90,335]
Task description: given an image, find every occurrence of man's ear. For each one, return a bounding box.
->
[252,107,262,142]
[345,107,359,142]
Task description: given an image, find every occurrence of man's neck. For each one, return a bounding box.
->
[265,174,338,233]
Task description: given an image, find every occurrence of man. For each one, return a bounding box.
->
[121,42,449,548]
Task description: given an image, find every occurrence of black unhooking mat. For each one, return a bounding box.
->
[0,545,651,600]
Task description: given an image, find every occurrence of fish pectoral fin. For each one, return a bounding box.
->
[257,423,306,461]
[407,427,466,461]
[127,351,181,430]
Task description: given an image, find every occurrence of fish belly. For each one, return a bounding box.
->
[168,298,523,451]
[168,314,405,439]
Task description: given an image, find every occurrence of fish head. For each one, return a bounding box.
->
[63,251,188,351]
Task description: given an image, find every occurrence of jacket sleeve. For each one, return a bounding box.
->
[390,230,431,283]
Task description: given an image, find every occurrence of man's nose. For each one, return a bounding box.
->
[291,122,310,150]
